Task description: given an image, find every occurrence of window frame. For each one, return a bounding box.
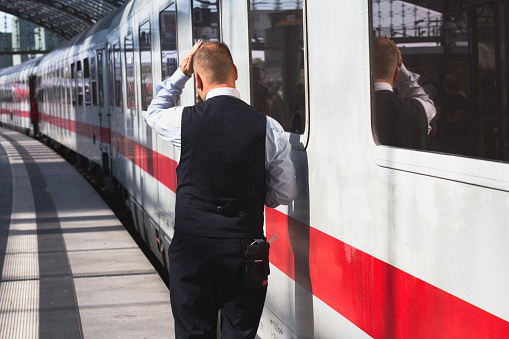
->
[125,32,136,111]
[113,41,123,110]
[367,0,509,192]
[247,0,310,150]
[139,19,153,112]
[159,2,179,82]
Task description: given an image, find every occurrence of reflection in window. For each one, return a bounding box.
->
[192,0,219,42]
[77,60,83,107]
[192,0,220,103]
[370,0,509,162]
[71,63,76,106]
[249,0,307,134]
[108,48,114,107]
[84,58,91,107]
[97,51,104,107]
[125,34,135,109]
[114,42,122,109]
[140,21,153,111]
[160,3,178,80]
[91,55,97,107]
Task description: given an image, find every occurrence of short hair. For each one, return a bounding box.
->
[193,41,235,84]
[372,36,399,80]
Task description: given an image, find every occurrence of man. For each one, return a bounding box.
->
[144,41,297,338]
[373,36,436,149]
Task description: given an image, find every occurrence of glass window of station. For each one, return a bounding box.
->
[249,0,307,135]
[370,0,509,162]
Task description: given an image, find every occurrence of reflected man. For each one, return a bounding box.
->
[373,36,436,149]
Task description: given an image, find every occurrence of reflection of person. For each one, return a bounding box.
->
[268,83,289,130]
[438,75,470,155]
[289,83,305,134]
[373,36,436,149]
[144,41,297,338]
[252,66,271,115]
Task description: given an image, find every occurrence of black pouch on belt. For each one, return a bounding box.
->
[241,238,270,291]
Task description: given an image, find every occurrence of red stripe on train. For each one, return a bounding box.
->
[10,110,30,118]
[37,111,509,337]
[266,208,509,338]
[40,112,109,144]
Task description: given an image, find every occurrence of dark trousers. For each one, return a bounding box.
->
[169,232,267,339]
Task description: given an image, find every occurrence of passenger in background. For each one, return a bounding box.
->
[372,36,436,149]
[438,75,471,155]
[144,41,297,339]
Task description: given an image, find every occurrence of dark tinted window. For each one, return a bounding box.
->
[125,34,135,109]
[97,51,104,107]
[249,0,307,134]
[160,3,178,80]
[370,0,509,161]
[192,0,219,42]
[114,42,122,109]
[140,21,153,111]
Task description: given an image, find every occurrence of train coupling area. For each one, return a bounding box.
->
[0,127,173,338]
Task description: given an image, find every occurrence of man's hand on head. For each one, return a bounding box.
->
[180,40,203,77]
[385,35,403,67]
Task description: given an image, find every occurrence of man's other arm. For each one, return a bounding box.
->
[265,117,298,208]
[394,64,437,133]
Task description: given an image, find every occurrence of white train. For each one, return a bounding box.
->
[1,0,509,337]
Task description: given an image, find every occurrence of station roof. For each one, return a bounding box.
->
[0,0,125,40]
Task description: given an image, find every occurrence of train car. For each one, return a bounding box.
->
[0,57,41,135]
[1,0,509,338]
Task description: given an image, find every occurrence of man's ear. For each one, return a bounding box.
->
[196,73,203,90]
[393,66,400,84]
[234,65,238,81]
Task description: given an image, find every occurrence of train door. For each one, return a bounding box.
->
[29,75,39,136]
[96,49,111,176]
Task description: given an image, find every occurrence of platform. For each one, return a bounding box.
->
[0,127,173,338]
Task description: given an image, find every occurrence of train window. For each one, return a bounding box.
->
[370,0,509,162]
[58,68,63,105]
[125,33,136,110]
[91,55,97,107]
[192,0,219,42]
[65,66,71,106]
[160,3,178,81]
[248,0,307,134]
[192,0,220,103]
[108,47,114,107]
[114,42,123,109]
[84,58,91,107]
[139,21,152,111]
[77,60,83,107]
[97,51,104,107]
[71,63,76,106]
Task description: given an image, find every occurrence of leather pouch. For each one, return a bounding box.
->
[241,238,270,290]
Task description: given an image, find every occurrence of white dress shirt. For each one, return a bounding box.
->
[374,64,437,133]
[144,68,298,208]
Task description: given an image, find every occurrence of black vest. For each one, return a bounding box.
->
[175,95,266,238]
[373,90,427,149]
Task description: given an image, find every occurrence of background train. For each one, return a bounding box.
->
[1,0,509,337]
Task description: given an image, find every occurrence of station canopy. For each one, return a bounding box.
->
[0,0,125,40]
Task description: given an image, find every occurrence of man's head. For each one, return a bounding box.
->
[373,36,401,85]
[193,41,238,98]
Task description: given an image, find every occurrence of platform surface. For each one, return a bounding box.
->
[0,127,173,338]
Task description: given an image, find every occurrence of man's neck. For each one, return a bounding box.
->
[374,79,393,87]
